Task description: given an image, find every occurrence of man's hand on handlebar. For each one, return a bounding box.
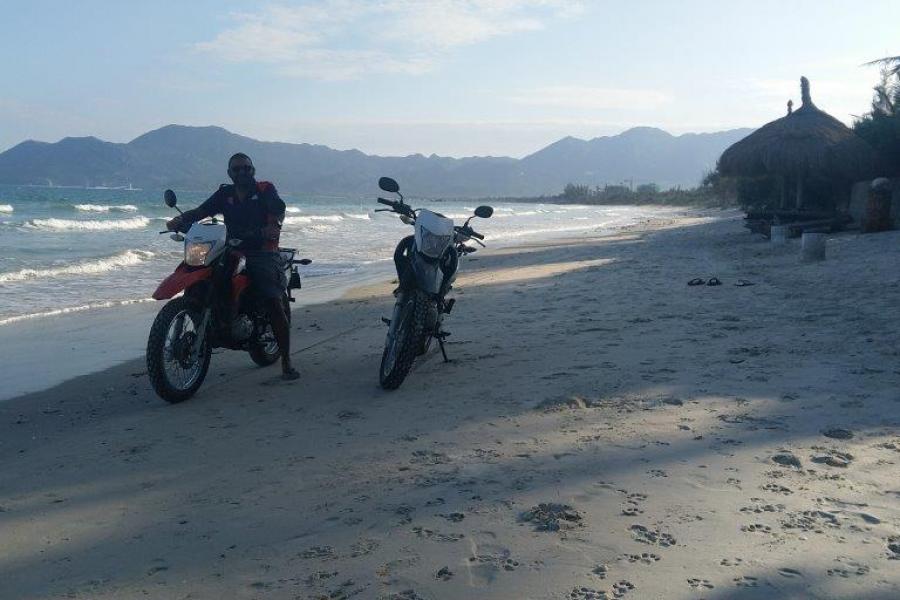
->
[166,216,184,232]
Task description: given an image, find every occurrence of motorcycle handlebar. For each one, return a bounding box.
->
[377,198,394,206]
[456,225,484,240]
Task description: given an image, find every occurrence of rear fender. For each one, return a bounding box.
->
[153,263,213,300]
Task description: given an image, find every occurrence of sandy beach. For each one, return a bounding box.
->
[1,212,899,600]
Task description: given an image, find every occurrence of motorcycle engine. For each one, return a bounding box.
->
[230,315,254,342]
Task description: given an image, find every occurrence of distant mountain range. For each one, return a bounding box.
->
[0,124,752,197]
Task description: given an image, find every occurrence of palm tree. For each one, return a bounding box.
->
[864,56,900,116]
[854,56,900,174]
[866,56,900,74]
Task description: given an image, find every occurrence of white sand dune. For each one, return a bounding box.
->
[1,213,898,599]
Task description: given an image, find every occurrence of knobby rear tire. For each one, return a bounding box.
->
[146,296,211,404]
[379,290,427,390]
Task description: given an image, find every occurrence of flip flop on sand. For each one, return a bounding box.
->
[735,279,755,287]
[707,277,722,286]
[687,278,705,286]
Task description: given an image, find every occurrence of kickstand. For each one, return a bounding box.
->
[437,335,449,362]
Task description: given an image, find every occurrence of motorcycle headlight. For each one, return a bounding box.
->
[419,227,451,258]
[185,242,213,266]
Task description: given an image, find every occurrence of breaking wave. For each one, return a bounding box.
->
[283,214,346,225]
[73,203,139,212]
[0,250,155,283]
[25,216,152,231]
[0,204,12,213]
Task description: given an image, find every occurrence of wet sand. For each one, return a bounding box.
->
[2,213,899,599]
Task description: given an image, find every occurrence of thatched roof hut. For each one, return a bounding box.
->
[719,77,880,209]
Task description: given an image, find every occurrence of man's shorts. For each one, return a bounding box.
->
[244,251,287,300]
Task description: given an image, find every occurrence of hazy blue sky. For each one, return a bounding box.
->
[1,0,897,157]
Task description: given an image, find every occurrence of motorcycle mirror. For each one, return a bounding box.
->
[298,258,312,265]
[474,205,493,219]
[170,233,184,242]
[163,189,177,208]
[378,177,400,194]
[400,215,414,225]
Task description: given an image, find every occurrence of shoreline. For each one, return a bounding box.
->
[0,207,713,401]
[1,213,899,599]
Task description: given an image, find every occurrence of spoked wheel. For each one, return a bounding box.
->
[146,296,211,403]
[379,290,427,390]
[249,296,290,367]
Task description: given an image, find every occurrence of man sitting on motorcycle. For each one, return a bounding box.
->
[166,153,300,381]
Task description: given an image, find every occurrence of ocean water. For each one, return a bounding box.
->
[0,183,677,324]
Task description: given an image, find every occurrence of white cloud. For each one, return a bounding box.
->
[508,86,672,111]
[195,0,582,80]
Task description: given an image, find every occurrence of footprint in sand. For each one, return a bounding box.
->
[629,525,675,547]
[760,483,793,495]
[619,552,660,565]
[739,498,785,514]
[719,557,743,567]
[827,556,870,577]
[412,526,464,542]
[299,545,337,559]
[520,503,584,532]
[568,587,609,600]
[687,578,714,589]
[611,580,635,598]
[435,566,454,581]
[887,537,900,560]
[777,568,803,578]
[822,428,853,440]
[740,523,773,535]
[810,447,854,468]
[780,510,840,533]
[382,591,426,600]
[592,564,609,579]
[465,544,519,585]
[621,493,646,517]
[771,453,802,469]
[733,575,759,587]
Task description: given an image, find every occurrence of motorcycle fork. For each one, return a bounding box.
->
[430,298,450,363]
[189,281,216,361]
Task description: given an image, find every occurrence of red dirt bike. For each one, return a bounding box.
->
[146,190,310,403]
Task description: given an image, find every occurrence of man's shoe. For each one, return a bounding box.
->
[281,367,300,381]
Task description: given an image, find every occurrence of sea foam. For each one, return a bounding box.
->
[0,250,155,283]
[0,204,13,213]
[73,203,139,212]
[26,216,151,231]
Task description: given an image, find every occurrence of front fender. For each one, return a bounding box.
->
[153,263,213,300]
[412,255,443,295]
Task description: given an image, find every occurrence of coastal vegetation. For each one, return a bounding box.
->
[494,176,738,208]
[853,57,900,176]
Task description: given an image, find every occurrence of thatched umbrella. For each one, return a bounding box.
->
[719,77,880,209]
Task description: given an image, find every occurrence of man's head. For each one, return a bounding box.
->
[228,153,256,191]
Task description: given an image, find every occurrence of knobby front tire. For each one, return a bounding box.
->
[146,296,212,404]
[379,290,427,390]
